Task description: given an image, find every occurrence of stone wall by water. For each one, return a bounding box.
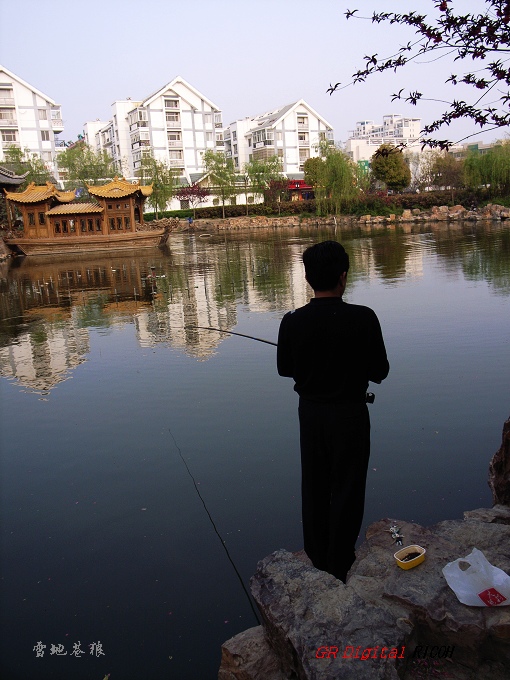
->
[151,203,510,234]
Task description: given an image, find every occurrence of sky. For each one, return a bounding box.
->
[0,0,503,147]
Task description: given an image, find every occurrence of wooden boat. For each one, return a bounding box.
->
[3,178,169,256]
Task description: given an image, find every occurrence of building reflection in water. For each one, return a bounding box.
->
[0,232,312,392]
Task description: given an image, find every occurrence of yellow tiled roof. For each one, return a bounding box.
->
[87,177,153,198]
[4,182,76,204]
[46,203,104,215]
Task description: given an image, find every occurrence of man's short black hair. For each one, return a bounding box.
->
[302,240,350,292]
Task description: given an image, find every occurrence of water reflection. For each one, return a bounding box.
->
[0,222,509,394]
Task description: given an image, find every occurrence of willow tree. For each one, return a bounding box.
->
[136,152,177,219]
[305,145,359,216]
[3,146,53,187]
[464,143,510,197]
[56,141,120,188]
[245,155,284,210]
[202,149,237,218]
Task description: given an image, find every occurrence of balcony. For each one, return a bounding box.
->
[1,140,20,149]
[0,98,15,106]
[0,118,17,127]
[166,120,181,128]
[168,140,183,148]
[168,158,185,167]
[51,118,64,131]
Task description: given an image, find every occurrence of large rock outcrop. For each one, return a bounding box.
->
[219,413,510,679]
[219,504,510,680]
[489,416,510,506]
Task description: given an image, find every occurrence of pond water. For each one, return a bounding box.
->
[1,222,509,680]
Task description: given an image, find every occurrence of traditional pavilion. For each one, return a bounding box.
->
[3,178,152,239]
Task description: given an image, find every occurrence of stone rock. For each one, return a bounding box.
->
[218,626,286,680]
[489,415,510,506]
[219,512,510,679]
[401,209,413,221]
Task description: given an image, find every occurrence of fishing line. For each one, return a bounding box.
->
[185,324,277,347]
[168,428,261,625]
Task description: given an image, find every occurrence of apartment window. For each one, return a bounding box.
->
[96,219,102,231]
[276,131,283,141]
[109,218,115,229]
[168,131,182,145]
[206,132,213,142]
[117,217,123,230]
[124,216,130,229]
[42,151,52,161]
[166,111,180,125]
[168,150,183,160]
[1,130,17,142]
[38,212,45,225]
[38,109,47,120]
[233,144,238,154]
[88,219,94,232]
[28,212,35,226]
[204,113,212,124]
[164,98,179,108]
[232,131,237,141]
[55,221,61,233]
[41,130,50,141]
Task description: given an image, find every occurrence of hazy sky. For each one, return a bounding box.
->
[0,0,502,146]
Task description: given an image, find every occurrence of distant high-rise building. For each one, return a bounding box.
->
[0,65,65,179]
[346,114,422,163]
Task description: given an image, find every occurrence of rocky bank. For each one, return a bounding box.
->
[218,416,510,680]
[152,203,510,233]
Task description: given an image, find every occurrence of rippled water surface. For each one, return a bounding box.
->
[1,222,509,679]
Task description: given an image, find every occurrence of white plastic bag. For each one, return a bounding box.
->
[442,548,510,606]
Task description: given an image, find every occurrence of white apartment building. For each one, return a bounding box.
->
[84,76,224,183]
[224,100,334,175]
[0,65,65,179]
[345,114,422,163]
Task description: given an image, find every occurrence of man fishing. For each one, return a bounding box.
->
[277,240,389,582]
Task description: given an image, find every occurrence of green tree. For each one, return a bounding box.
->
[371,145,411,192]
[202,149,237,218]
[464,142,510,196]
[3,146,53,187]
[245,155,285,208]
[306,145,359,216]
[136,153,177,219]
[57,142,120,188]
[331,3,510,148]
[303,156,325,190]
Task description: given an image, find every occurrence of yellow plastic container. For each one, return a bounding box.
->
[394,544,426,570]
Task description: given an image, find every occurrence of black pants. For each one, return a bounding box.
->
[298,398,371,582]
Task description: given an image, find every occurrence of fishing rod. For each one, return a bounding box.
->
[185,325,277,347]
[168,428,261,625]
[186,325,376,403]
